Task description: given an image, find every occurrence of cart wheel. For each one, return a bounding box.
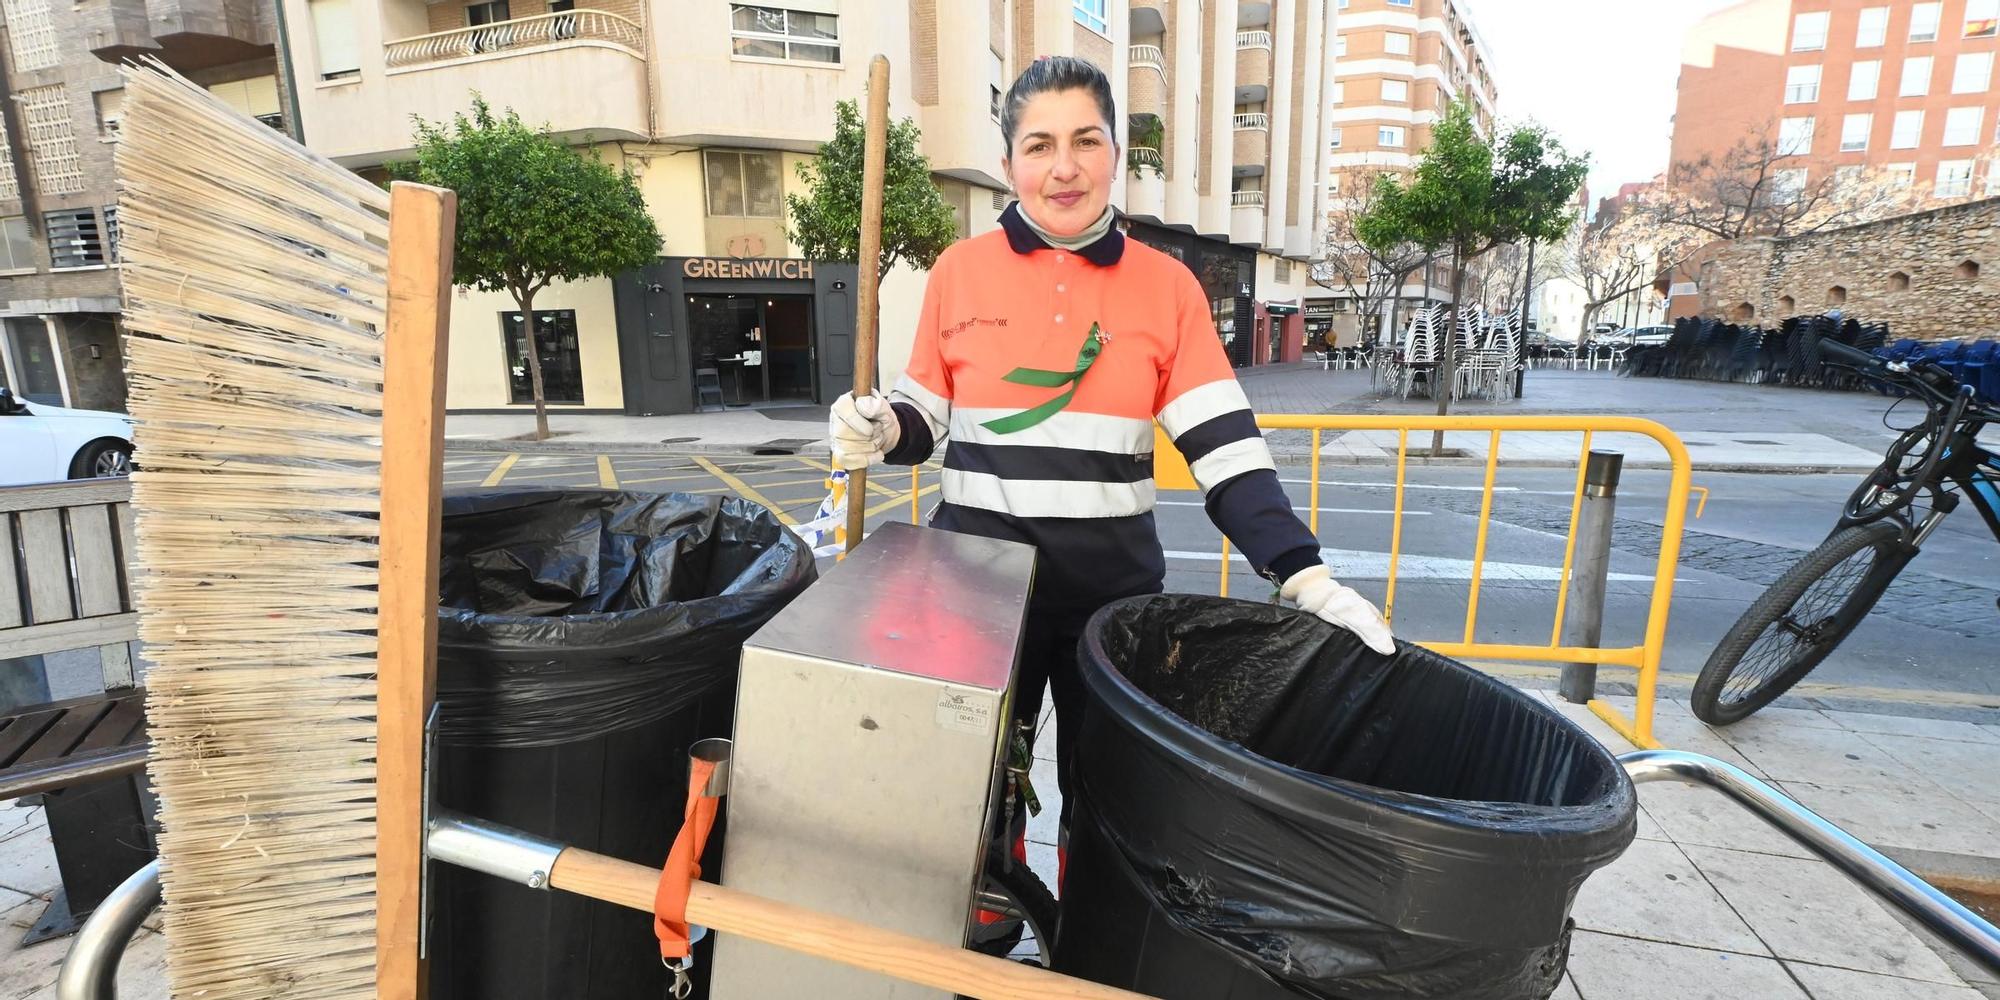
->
[966,853,1060,970]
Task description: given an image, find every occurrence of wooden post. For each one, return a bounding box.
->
[845,54,891,552]
[376,181,458,1000]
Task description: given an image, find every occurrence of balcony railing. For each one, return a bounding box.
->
[1233,112,1270,130]
[1230,190,1264,207]
[1236,30,1271,48]
[1130,43,1165,68]
[385,10,642,69]
[1127,146,1163,174]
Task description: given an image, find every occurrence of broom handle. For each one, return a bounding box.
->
[549,848,1153,1000]
[845,54,891,552]
[376,181,458,1000]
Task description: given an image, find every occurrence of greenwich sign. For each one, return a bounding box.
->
[682,257,817,280]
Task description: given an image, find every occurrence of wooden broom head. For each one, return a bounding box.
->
[116,60,393,1000]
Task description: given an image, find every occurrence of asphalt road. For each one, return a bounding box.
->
[443,448,2000,723]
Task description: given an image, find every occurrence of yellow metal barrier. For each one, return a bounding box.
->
[1244,415,1693,749]
[899,416,1692,747]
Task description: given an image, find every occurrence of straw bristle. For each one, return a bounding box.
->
[117,60,393,1000]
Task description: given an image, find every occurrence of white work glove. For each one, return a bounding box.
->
[828,391,900,471]
[1280,565,1397,656]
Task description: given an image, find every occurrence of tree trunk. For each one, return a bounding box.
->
[1514,239,1536,399]
[1433,245,1467,456]
[516,286,551,441]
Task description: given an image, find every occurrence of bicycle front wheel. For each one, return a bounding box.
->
[1691,521,1908,726]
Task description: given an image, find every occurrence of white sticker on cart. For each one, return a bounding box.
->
[935,689,996,735]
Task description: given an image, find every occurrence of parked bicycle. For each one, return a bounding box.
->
[1691,339,2000,725]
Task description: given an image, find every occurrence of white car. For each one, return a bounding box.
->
[0,388,135,486]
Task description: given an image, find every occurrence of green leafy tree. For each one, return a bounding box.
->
[394,96,661,440]
[1357,103,1587,452]
[787,100,958,280]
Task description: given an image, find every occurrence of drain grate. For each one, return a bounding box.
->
[754,438,811,456]
[658,436,698,445]
[1733,439,1783,446]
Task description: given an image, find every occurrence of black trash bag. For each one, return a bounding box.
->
[1057,595,1637,1000]
[434,490,817,748]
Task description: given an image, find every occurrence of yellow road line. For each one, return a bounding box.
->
[729,474,837,490]
[793,455,904,499]
[695,456,800,527]
[597,456,619,489]
[480,453,521,488]
[618,472,727,486]
[868,483,939,518]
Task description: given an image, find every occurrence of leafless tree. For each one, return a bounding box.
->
[1312,167,1428,345]
[1557,206,1700,339]
[1649,133,1914,241]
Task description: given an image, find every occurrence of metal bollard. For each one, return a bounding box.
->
[1559,450,1623,703]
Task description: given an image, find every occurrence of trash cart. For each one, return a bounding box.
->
[426,490,815,1000]
[1058,595,1637,1000]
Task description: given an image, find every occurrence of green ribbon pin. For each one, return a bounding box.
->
[979,323,1105,435]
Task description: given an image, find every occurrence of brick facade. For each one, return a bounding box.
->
[1698,196,2000,338]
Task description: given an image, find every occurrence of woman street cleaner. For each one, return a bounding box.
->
[827,56,1396,870]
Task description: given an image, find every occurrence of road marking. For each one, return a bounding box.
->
[597,456,619,489]
[1283,477,1523,494]
[793,455,914,499]
[1156,501,1431,516]
[731,474,838,490]
[695,456,799,527]
[479,453,520,488]
[618,472,722,486]
[1164,547,1659,583]
[1464,662,2000,712]
[866,483,938,518]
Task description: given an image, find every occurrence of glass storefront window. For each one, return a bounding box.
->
[502,309,584,404]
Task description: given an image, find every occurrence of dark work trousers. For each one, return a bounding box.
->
[1005,603,1095,859]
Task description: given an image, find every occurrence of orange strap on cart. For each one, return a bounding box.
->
[655,757,721,961]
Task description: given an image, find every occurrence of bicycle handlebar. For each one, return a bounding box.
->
[1817,339,1881,370]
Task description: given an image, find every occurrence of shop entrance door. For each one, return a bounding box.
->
[686,293,817,406]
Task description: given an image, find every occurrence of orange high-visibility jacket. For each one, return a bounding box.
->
[883,204,1320,609]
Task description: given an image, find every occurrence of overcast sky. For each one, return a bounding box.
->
[1466,0,1747,211]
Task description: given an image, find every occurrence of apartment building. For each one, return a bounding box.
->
[1673,0,2000,205]
[0,0,288,411]
[1122,0,1335,366]
[1319,0,1498,345]
[279,0,1330,417]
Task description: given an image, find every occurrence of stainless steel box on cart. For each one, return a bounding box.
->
[711,521,1036,999]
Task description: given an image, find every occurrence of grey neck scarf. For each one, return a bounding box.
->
[1014,202,1114,251]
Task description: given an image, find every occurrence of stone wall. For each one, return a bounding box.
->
[1697,197,2000,340]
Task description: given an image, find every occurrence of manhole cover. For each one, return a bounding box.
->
[658,436,698,445]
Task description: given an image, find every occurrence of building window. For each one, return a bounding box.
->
[1952,52,1993,93]
[1070,0,1106,35]
[1970,0,1999,37]
[1275,258,1291,282]
[1890,110,1923,148]
[1900,56,1933,96]
[20,86,82,196]
[1378,125,1404,147]
[1848,60,1880,100]
[1777,116,1815,156]
[1381,79,1408,103]
[1329,127,1342,148]
[502,310,584,404]
[1943,106,1983,146]
[989,51,1003,122]
[101,206,119,263]
[1910,2,1942,41]
[465,0,505,25]
[1784,64,1820,103]
[1937,160,1975,197]
[307,0,361,80]
[730,5,840,64]
[1840,113,1871,151]
[1886,162,1916,187]
[0,0,59,73]
[0,216,34,272]
[703,149,784,218]
[44,209,104,270]
[1772,168,1809,202]
[206,77,285,129]
[1332,82,1344,105]
[1335,35,1346,57]
[1791,10,1829,50]
[93,89,124,141]
[1857,6,1889,46]
[1385,32,1411,56]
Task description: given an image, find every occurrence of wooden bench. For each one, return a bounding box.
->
[0,478,152,940]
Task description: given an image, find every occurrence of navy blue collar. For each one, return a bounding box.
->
[999,202,1125,266]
